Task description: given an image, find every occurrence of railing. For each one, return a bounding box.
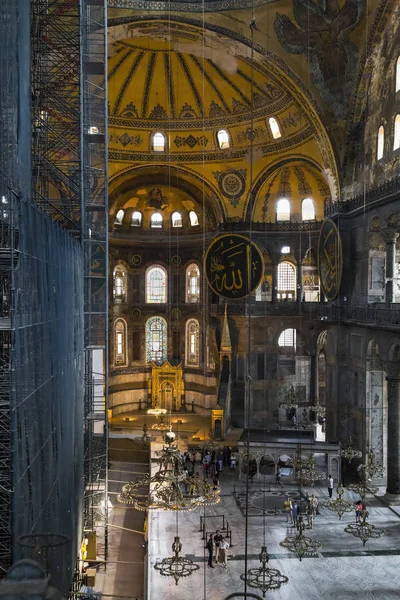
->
[324,175,400,217]
[218,220,322,232]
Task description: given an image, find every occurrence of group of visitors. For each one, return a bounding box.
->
[283,494,319,530]
[206,530,230,568]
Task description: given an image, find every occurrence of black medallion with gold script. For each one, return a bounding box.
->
[204,234,264,299]
[318,219,343,301]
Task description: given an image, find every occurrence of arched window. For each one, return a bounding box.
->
[150,212,163,228]
[396,56,400,93]
[146,266,167,303]
[115,319,127,365]
[189,211,199,226]
[152,132,165,152]
[186,264,200,303]
[276,198,291,222]
[172,211,183,228]
[278,328,296,349]
[217,129,230,149]
[113,265,127,303]
[131,211,142,227]
[394,115,400,151]
[277,261,296,300]
[114,209,124,225]
[146,317,167,364]
[269,117,282,139]
[186,319,200,366]
[301,197,315,221]
[377,126,384,160]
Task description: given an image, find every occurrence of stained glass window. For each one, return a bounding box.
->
[217,129,230,149]
[278,328,296,349]
[114,209,124,225]
[172,211,183,227]
[301,198,315,221]
[276,198,291,222]
[146,316,167,364]
[115,319,127,365]
[394,115,400,151]
[146,266,167,303]
[152,132,166,152]
[277,261,296,300]
[186,263,200,303]
[269,117,282,139]
[377,126,384,160]
[189,211,199,226]
[113,265,127,303]
[186,319,199,366]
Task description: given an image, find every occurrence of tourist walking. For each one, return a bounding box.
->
[206,534,214,568]
[355,500,363,523]
[283,497,293,523]
[309,494,318,517]
[292,501,299,528]
[306,499,314,529]
[327,474,334,498]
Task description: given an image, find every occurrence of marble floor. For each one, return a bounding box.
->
[147,471,400,600]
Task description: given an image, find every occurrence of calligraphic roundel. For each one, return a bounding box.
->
[318,219,343,301]
[204,234,264,300]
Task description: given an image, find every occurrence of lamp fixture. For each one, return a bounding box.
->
[154,536,199,585]
[280,517,322,561]
[240,545,288,597]
[344,512,384,546]
[324,484,354,520]
[340,436,362,463]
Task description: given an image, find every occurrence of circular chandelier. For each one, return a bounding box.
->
[296,455,326,486]
[324,484,354,520]
[197,428,223,454]
[348,470,378,500]
[133,423,153,448]
[280,518,322,561]
[358,449,383,479]
[344,513,384,546]
[279,385,299,410]
[117,431,220,511]
[340,436,362,463]
[148,407,169,430]
[154,536,199,585]
[240,545,288,597]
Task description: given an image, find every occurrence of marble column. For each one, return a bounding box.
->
[386,375,400,499]
[384,231,399,304]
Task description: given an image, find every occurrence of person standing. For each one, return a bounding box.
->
[206,533,214,568]
[306,499,313,529]
[310,494,318,517]
[355,500,362,523]
[292,501,299,528]
[214,530,223,563]
[219,537,229,568]
[292,414,297,427]
[327,474,334,498]
[283,497,293,523]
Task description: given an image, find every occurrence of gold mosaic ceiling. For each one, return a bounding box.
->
[108,37,289,125]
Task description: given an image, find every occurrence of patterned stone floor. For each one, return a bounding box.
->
[147,470,400,600]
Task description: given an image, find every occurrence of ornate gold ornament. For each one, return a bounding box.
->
[280,518,322,561]
[324,485,354,520]
[240,545,289,597]
[154,536,199,585]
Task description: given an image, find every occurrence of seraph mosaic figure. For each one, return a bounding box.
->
[274,0,365,118]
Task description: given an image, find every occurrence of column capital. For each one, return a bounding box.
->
[382,228,399,243]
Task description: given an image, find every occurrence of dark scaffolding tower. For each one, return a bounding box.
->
[30,0,109,570]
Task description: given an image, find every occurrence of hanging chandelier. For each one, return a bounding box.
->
[324,484,354,520]
[147,407,169,430]
[280,518,322,561]
[296,455,326,485]
[344,512,384,546]
[198,428,223,454]
[358,449,383,478]
[117,431,220,511]
[133,423,153,448]
[279,385,299,410]
[240,545,288,597]
[154,536,199,585]
[313,397,326,418]
[340,436,362,463]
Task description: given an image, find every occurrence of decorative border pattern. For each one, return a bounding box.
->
[108,0,276,12]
